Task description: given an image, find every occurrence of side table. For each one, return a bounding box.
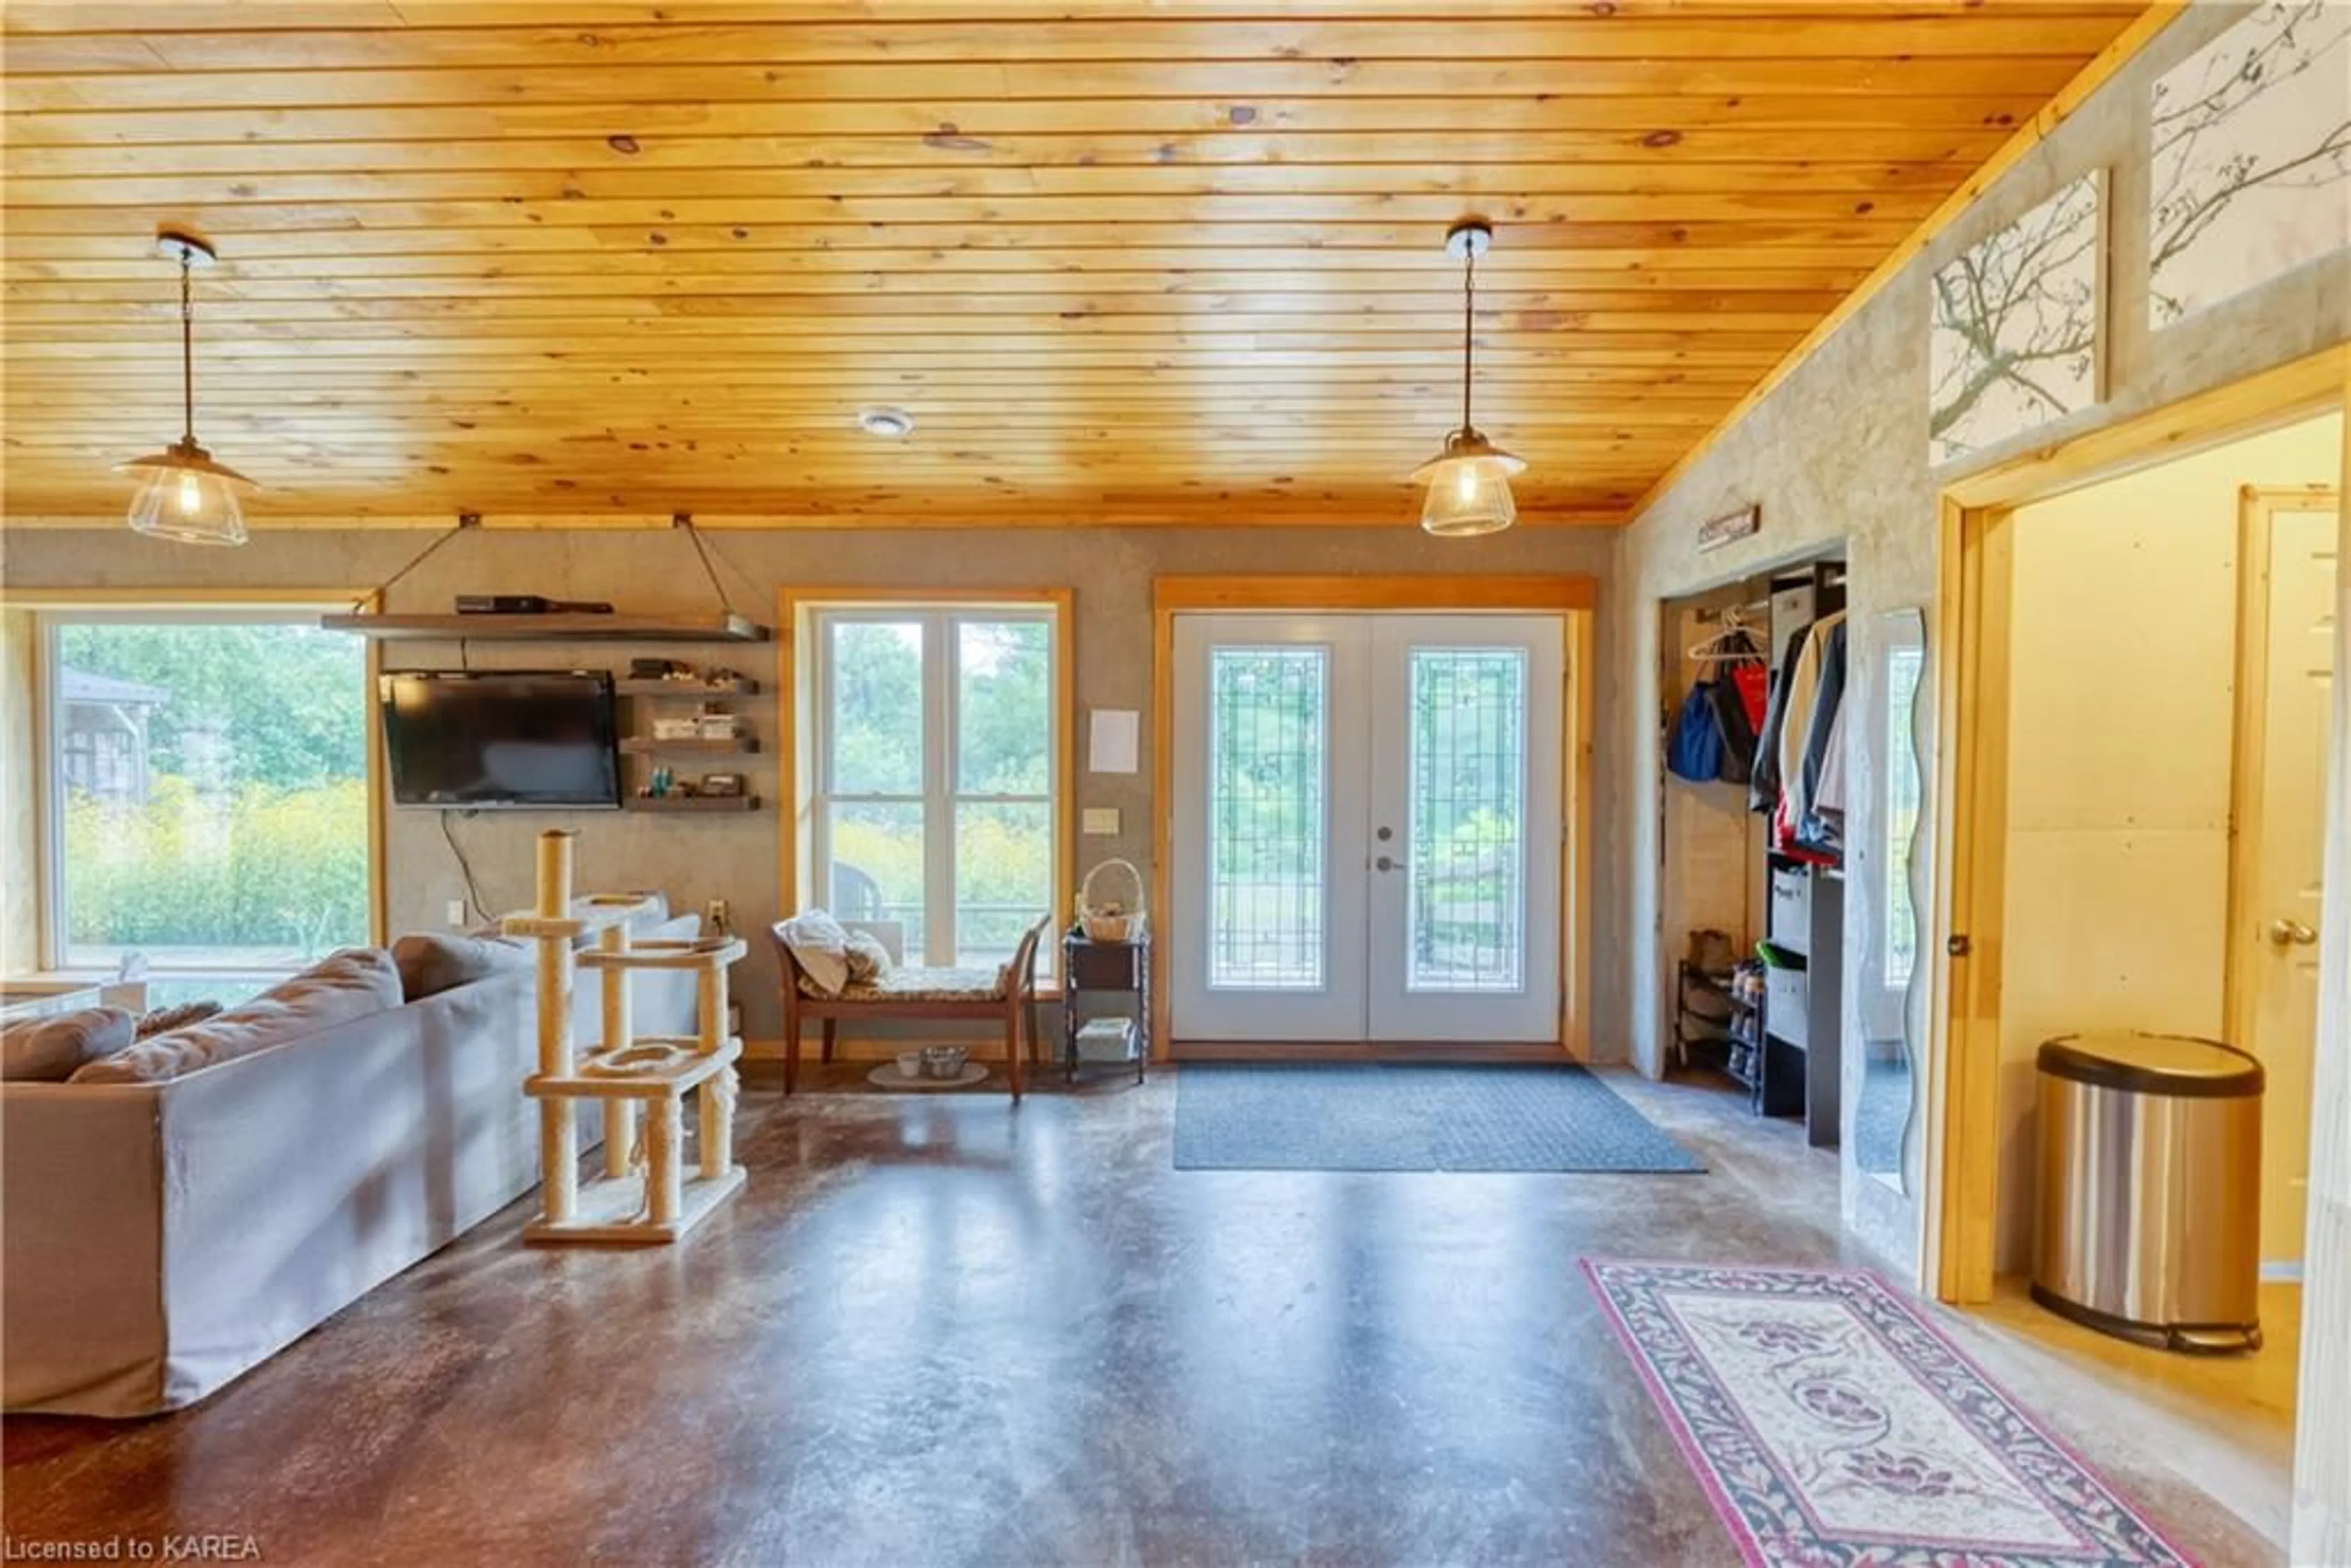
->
[1062,928,1149,1085]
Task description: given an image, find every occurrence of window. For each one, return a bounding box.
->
[40,612,371,972]
[808,604,1062,975]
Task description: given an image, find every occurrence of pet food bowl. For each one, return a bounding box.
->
[921,1045,970,1079]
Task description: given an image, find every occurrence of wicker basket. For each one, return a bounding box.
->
[1077,857,1146,943]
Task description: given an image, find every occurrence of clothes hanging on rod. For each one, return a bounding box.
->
[1794,615,1848,821]
[1813,699,1850,817]
[1705,677,1759,785]
[1667,681,1728,783]
[1777,610,1848,822]
[1747,624,1811,814]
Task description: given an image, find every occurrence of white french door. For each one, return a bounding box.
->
[1169,613,1564,1043]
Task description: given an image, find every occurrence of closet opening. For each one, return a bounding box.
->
[1659,552,1870,1158]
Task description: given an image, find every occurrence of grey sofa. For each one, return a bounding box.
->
[2,914,699,1418]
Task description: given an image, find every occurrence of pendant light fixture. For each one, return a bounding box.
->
[118,231,253,546]
[1412,220,1524,538]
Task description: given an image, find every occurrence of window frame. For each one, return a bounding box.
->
[18,591,384,976]
[785,590,1072,991]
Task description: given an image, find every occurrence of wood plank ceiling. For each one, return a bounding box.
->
[0,1,2149,530]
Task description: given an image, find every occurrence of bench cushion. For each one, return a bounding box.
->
[840,965,1007,1003]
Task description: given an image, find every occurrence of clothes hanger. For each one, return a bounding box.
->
[1687,610,1767,665]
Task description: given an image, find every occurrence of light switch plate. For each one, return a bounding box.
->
[446,899,470,928]
[1082,807,1120,836]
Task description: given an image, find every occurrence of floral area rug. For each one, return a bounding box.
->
[1581,1261,2195,1567]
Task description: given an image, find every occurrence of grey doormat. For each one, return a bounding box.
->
[1172,1063,1706,1173]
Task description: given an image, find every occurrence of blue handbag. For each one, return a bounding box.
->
[1667,682,1727,783]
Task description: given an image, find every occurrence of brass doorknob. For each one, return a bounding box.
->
[2268,918,2319,948]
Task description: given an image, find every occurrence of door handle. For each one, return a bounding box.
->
[2268,918,2319,948]
[1375,855,1398,872]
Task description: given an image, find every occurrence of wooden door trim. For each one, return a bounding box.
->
[1927,350,2348,1305]
[1150,574,1597,1062]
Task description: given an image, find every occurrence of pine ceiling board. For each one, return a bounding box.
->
[2,160,1978,208]
[4,299,1832,331]
[0,127,2014,178]
[0,219,1925,253]
[86,15,2131,72]
[3,344,1804,372]
[0,2,2148,525]
[0,0,2143,27]
[0,94,2052,144]
[1,248,1891,277]
[4,58,2091,115]
[2,283,1854,317]
[24,364,1766,390]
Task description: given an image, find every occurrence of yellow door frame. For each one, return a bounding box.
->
[1149,574,1598,1063]
[1926,345,2349,1303]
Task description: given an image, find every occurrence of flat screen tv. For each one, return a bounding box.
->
[381,670,621,809]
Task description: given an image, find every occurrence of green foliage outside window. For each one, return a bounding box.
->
[54,620,368,966]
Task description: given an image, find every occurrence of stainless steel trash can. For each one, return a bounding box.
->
[2033,1031,2264,1353]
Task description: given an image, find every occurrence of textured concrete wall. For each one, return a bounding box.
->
[1614,2,2350,1277]
[0,522,1619,1047]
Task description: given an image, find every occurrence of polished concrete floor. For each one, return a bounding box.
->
[1954,1277,2301,1554]
[0,1067,2284,1567]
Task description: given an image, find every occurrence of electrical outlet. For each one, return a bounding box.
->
[446,899,470,928]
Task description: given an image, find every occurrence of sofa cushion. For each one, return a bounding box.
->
[392,932,530,1002]
[1,1007,137,1082]
[70,948,403,1084]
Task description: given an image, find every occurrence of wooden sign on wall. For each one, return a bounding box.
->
[1697,505,1761,553]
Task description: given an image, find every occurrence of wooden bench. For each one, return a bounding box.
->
[770,915,1050,1100]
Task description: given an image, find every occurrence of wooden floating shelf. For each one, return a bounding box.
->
[626,793,763,813]
[320,611,770,643]
[619,736,759,756]
[615,679,762,699]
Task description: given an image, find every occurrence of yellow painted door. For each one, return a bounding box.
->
[2248,503,2338,1266]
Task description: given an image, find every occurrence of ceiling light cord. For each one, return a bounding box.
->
[1460,244,1475,436]
[179,250,197,446]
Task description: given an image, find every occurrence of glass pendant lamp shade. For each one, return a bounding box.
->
[121,231,254,547]
[1414,220,1527,538]
[1413,428,1525,538]
[121,438,253,546]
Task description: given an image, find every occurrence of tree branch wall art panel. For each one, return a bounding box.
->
[1928,170,2107,468]
[2150,0,2351,331]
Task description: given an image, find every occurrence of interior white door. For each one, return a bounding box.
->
[1169,612,1564,1044]
[1170,615,1372,1041]
[2244,501,2337,1265]
[1365,615,1564,1041]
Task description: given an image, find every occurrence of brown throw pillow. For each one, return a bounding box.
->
[135,999,224,1038]
[391,932,531,1002]
[72,948,402,1084]
[1,1007,137,1082]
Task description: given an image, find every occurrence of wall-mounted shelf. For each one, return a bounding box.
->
[321,611,769,643]
[619,736,759,756]
[625,794,762,813]
[615,679,761,699]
